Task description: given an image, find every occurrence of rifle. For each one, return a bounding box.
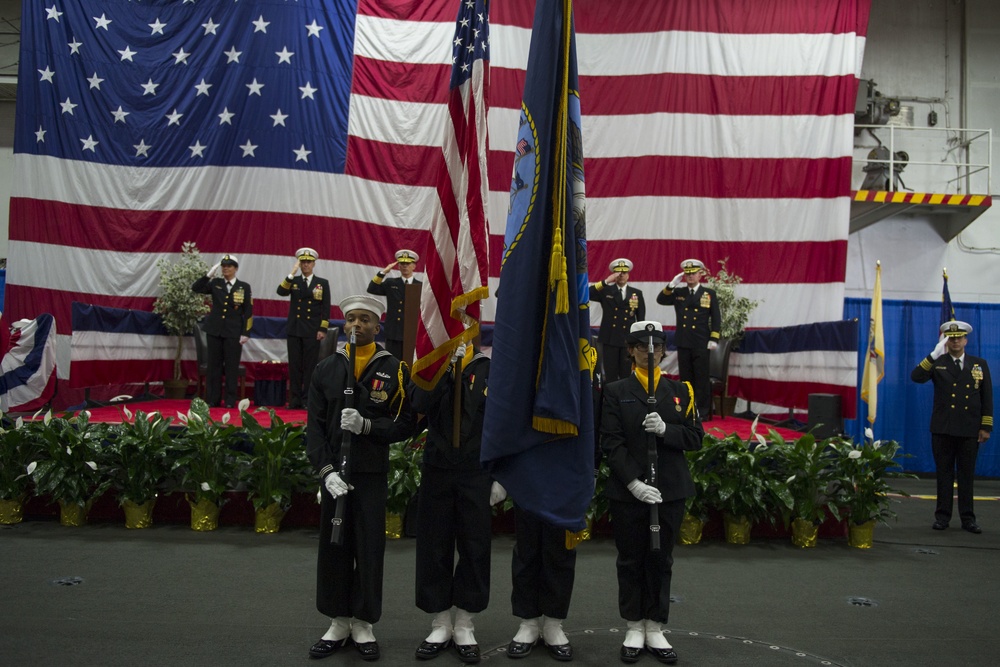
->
[329,329,357,545]
[646,334,661,552]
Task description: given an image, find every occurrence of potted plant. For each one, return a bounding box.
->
[153,241,211,398]
[828,433,914,548]
[0,412,44,524]
[386,431,425,539]
[696,432,776,543]
[681,441,724,544]
[104,407,175,528]
[704,258,761,344]
[170,397,241,530]
[759,430,842,548]
[236,406,312,533]
[27,410,112,526]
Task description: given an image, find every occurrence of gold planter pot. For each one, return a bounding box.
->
[679,513,704,545]
[791,517,819,548]
[385,512,403,539]
[255,502,286,534]
[58,500,91,527]
[0,497,25,525]
[723,514,751,544]
[188,496,221,531]
[848,520,875,549]
[123,499,156,529]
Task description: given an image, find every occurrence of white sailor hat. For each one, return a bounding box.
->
[395,249,419,264]
[609,258,633,273]
[940,320,972,337]
[296,247,318,261]
[220,254,239,266]
[681,258,706,274]
[627,320,666,345]
[339,294,387,319]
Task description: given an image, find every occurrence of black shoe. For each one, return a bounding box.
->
[544,642,573,662]
[309,637,349,659]
[962,522,982,534]
[646,645,679,664]
[355,640,380,661]
[932,520,949,530]
[620,645,643,663]
[456,643,481,664]
[415,639,452,660]
[506,639,537,659]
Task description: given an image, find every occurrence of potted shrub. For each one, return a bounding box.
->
[696,432,776,544]
[170,397,241,530]
[27,411,112,526]
[104,407,175,528]
[828,433,914,548]
[386,431,425,539]
[0,412,44,524]
[681,441,724,544]
[236,406,312,533]
[153,241,211,398]
[704,258,761,344]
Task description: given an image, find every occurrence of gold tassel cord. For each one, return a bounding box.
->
[548,0,573,315]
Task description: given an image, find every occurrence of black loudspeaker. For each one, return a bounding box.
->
[807,394,842,439]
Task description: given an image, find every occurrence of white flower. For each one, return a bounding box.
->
[83,410,91,420]
[177,412,189,425]
[755,433,767,448]
[221,412,231,424]
[873,440,883,449]
[15,416,24,429]
[751,415,760,436]
[43,410,53,425]
[123,406,133,420]
[66,446,72,455]
[200,482,211,491]
[85,461,97,470]
[848,450,862,459]
[787,474,796,484]
[238,398,251,412]
[26,461,37,475]
[864,427,874,441]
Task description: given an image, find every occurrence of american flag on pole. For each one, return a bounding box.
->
[9,1,869,406]
[411,0,491,388]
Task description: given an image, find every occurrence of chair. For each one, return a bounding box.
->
[193,321,246,400]
[317,327,340,362]
[708,337,734,418]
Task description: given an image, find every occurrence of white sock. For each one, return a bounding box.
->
[321,616,351,642]
[454,608,477,645]
[644,619,672,650]
[425,609,453,643]
[624,620,645,649]
[542,617,569,646]
[351,619,376,644]
[512,617,541,643]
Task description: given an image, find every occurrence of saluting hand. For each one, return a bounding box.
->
[668,272,685,289]
[382,261,399,274]
[604,273,617,286]
[207,262,221,278]
[930,337,948,360]
[290,260,301,276]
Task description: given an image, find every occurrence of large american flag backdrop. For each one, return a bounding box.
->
[8,0,870,406]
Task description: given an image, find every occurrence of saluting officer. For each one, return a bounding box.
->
[192,254,253,408]
[590,258,646,383]
[656,259,720,420]
[367,249,422,361]
[277,247,331,409]
[911,320,993,533]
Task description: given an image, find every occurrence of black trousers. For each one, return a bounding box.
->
[511,505,576,620]
[385,338,403,362]
[611,498,684,623]
[602,343,631,384]
[287,334,320,408]
[931,433,980,524]
[316,473,388,623]
[206,333,242,407]
[415,465,493,614]
[677,346,710,419]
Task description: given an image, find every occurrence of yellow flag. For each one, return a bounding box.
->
[860,262,885,424]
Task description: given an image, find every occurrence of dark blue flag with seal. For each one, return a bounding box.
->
[941,269,956,325]
[480,0,596,533]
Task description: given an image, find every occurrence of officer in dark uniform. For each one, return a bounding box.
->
[277,247,331,409]
[367,249,422,361]
[601,321,703,665]
[656,259,720,420]
[911,320,993,533]
[191,254,253,408]
[408,342,504,664]
[590,258,646,384]
[307,295,416,661]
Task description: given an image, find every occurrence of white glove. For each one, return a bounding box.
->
[324,472,352,498]
[708,340,718,351]
[340,408,367,435]
[207,262,221,277]
[930,337,948,360]
[604,273,617,285]
[452,343,468,363]
[627,479,662,505]
[668,272,685,289]
[239,335,249,345]
[489,481,507,506]
[643,412,667,436]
